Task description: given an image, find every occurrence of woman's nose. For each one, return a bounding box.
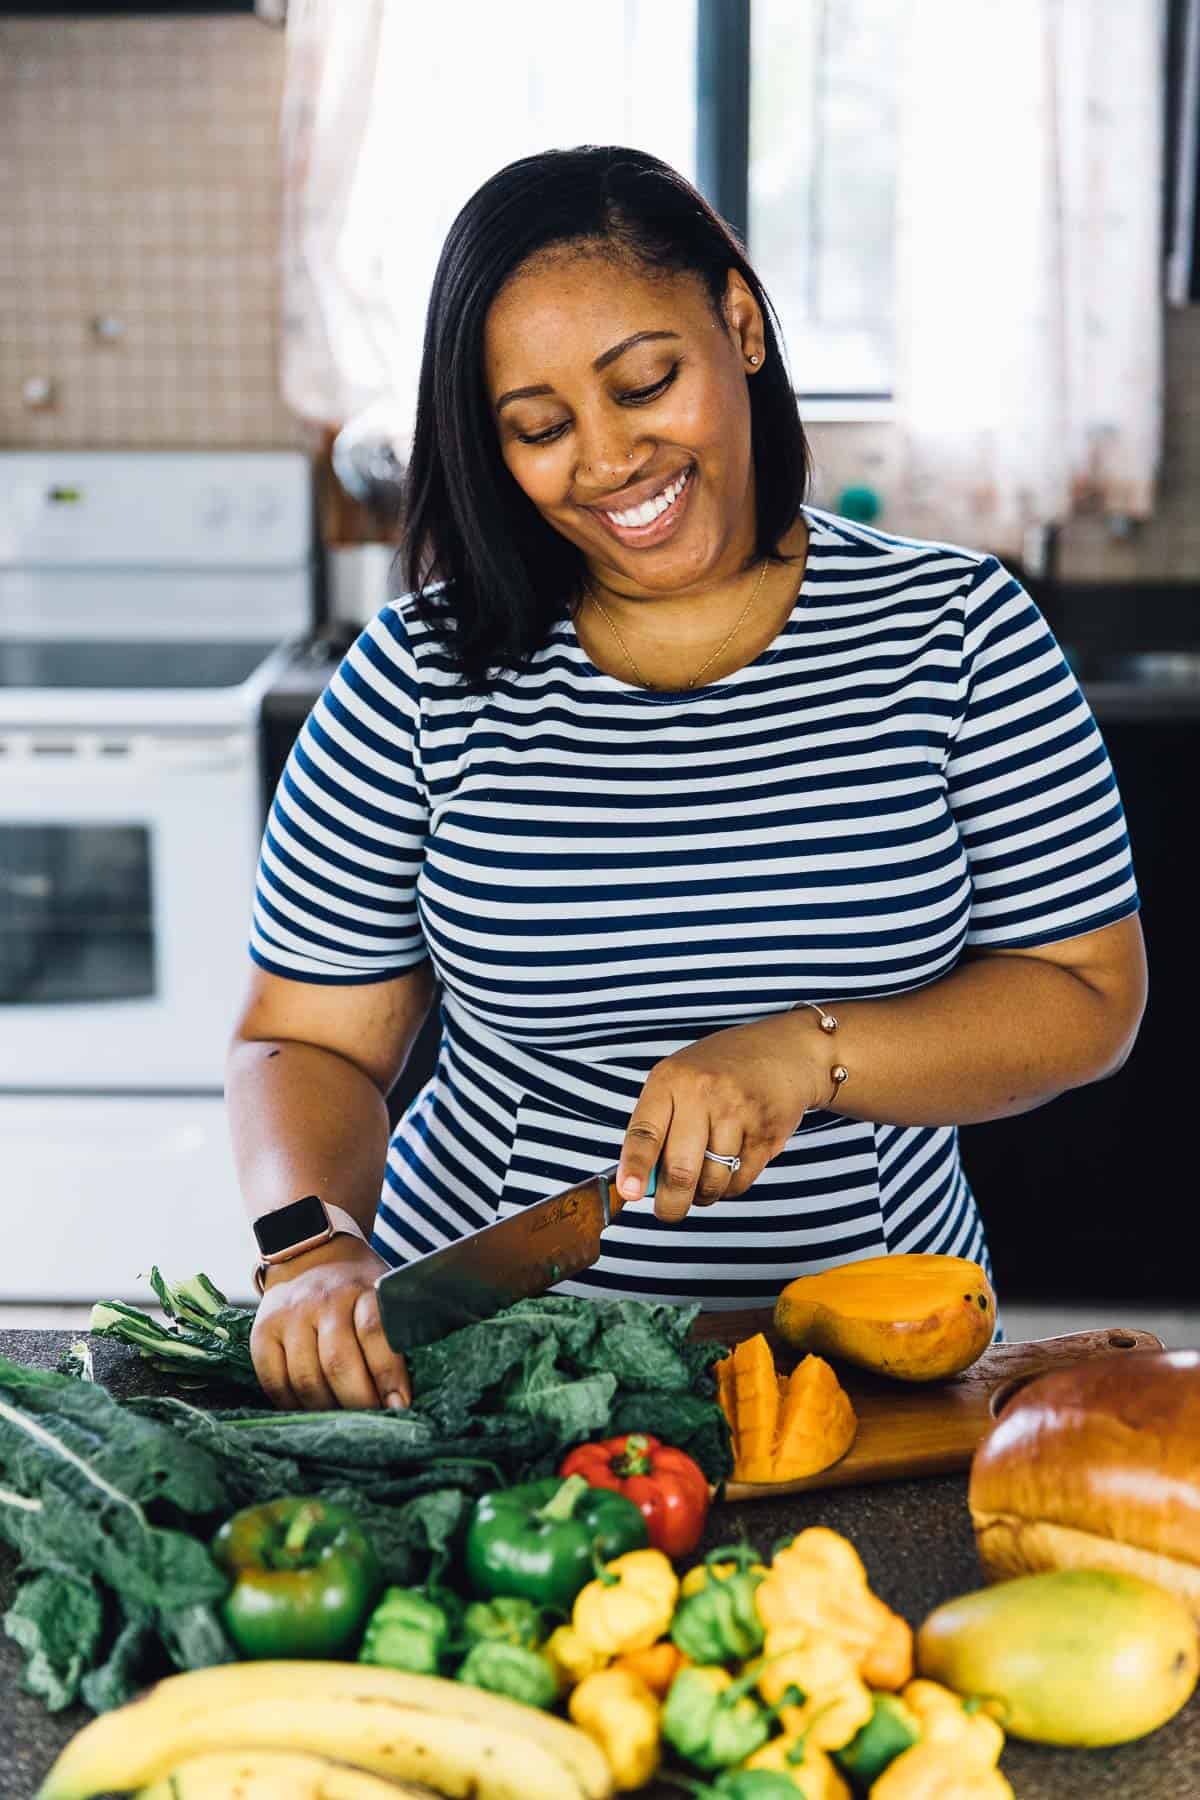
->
[576,422,637,488]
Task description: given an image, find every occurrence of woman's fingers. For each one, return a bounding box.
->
[617,1088,672,1202]
[655,1106,714,1223]
[354,1286,413,1409]
[282,1322,339,1411]
[692,1129,743,1207]
[249,1323,299,1412]
[315,1308,382,1411]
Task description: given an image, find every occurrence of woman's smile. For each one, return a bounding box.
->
[582,462,696,550]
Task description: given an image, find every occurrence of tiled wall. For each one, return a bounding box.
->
[0,15,302,450]
[2,14,1197,579]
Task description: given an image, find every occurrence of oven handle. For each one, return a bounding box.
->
[0,732,253,776]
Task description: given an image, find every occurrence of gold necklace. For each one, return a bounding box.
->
[586,559,771,691]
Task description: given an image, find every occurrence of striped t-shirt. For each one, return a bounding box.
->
[250,505,1139,1308]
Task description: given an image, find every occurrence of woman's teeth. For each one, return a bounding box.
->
[603,466,691,528]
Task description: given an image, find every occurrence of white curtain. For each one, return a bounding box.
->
[892,0,1167,561]
[278,0,697,443]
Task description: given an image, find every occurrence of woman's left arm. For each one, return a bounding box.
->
[792,913,1147,1128]
[616,917,1147,1221]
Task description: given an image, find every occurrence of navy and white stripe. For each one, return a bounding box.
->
[250,506,1139,1308]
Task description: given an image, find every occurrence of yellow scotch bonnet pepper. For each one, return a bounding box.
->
[572,1548,679,1657]
[756,1633,873,1750]
[899,1679,1006,1765]
[869,1742,1015,1799]
[569,1666,662,1791]
[756,1528,913,1691]
[544,1622,610,1692]
[743,1726,852,1800]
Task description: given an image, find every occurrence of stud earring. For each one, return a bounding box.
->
[748,353,761,367]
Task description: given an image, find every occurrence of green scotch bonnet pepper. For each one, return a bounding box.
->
[359,1585,461,1674]
[457,1639,559,1710]
[671,1545,766,1663]
[212,1496,380,1660]
[465,1472,647,1612]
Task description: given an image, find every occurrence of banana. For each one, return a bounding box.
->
[40,1663,613,1800]
[137,1749,431,1799]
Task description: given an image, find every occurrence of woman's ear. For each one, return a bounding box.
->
[722,268,765,369]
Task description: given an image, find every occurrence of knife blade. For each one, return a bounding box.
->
[375,1161,658,1353]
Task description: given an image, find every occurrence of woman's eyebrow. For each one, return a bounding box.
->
[494,330,681,412]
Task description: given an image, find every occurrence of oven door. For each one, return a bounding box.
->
[0,728,261,1089]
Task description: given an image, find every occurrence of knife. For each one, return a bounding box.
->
[375,1161,658,1353]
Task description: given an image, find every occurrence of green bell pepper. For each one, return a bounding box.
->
[465,1472,648,1613]
[662,1664,774,1772]
[671,1545,766,1663]
[359,1585,460,1674]
[457,1639,559,1709]
[834,1692,922,1786]
[212,1496,380,1660]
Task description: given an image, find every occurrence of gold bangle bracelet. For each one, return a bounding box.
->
[791,1000,849,1109]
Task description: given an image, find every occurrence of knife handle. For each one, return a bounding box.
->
[608,1160,658,1218]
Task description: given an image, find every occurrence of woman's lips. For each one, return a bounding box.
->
[586,464,696,550]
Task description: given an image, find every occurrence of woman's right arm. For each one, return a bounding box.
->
[225,958,438,1411]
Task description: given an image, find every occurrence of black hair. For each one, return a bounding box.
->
[402,144,812,691]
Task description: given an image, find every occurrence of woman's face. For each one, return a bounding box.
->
[483,250,765,597]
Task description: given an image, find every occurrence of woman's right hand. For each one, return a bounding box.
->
[250,1236,412,1412]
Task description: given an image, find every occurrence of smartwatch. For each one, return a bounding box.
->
[252,1194,369,1294]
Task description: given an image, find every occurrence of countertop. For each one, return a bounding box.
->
[3,1329,1198,1799]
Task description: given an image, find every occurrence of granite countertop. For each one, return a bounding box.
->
[3,1328,1198,1800]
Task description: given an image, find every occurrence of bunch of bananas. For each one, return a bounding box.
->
[38,1662,614,1800]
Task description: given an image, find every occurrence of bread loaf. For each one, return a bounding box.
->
[969,1349,1200,1626]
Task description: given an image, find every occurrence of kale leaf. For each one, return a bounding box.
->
[2,1572,103,1711]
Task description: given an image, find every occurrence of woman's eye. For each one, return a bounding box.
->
[513,363,679,446]
[621,364,679,405]
[517,421,569,446]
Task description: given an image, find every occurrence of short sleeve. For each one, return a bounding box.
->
[945,557,1139,949]
[250,604,431,983]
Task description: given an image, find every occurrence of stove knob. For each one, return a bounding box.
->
[252,487,282,528]
[198,487,232,529]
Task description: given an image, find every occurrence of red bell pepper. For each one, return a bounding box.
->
[559,1432,710,1558]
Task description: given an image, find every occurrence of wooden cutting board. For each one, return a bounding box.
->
[689,1311,1165,1500]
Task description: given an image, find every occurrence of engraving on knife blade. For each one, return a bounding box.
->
[529,1192,583,1233]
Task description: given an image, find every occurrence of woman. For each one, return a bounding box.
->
[228,146,1146,1413]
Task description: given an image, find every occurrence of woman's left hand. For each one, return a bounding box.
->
[616,1014,832,1222]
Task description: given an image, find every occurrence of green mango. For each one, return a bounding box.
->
[917,1568,1199,1747]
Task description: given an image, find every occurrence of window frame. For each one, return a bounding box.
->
[696,0,895,406]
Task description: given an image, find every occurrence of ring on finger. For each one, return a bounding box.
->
[702,1148,742,1173]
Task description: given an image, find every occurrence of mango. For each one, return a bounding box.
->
[775,1254,995,1381]
[916,1568,1199,1746]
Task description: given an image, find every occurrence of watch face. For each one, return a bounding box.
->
[254,1194,329,1258]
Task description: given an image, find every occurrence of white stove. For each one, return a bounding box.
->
[0,451,313,1301]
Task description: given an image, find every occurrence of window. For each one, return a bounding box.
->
[700,0,904,399]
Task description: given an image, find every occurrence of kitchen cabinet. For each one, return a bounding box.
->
[962,713,1199,1303]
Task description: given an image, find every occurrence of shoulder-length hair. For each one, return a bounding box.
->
[402,145,812,692]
